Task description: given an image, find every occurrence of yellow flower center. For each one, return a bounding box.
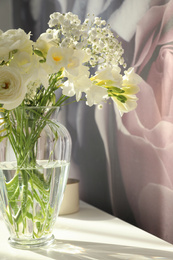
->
[53,55,62,62]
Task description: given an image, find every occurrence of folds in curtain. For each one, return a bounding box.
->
[96,0,173,243]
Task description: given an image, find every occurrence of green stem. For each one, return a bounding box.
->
[5,106,61,237]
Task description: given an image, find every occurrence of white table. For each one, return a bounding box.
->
[0,201,173,259]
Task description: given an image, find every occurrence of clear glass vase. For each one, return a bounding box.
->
[0,107,71,249]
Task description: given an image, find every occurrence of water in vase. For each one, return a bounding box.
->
[0,160,69,241]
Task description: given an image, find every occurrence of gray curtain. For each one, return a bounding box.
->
[1,0,173,244]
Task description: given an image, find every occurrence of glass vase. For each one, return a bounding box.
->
[0,106,71,249]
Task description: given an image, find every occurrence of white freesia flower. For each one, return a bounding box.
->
[46,46,73,72]
[91,66,140,115]
[0,66,27,110]
[66,49,88,76]
[35,66,49,89]
[34,30,57,56]
[123,67,142,86]
[111,67,140,115]
[62,65,92,101]
[112,84,139,116]
[112,95,138,116]
[86,84,108,106]
[26,62,49,91]
[92,66,123,87]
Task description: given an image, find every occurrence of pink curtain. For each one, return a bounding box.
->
[96,0,173,243]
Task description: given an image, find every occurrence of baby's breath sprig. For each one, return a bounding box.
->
[47,12,126,70]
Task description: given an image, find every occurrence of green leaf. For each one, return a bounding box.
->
[26,212,33,220]
[56,69,63,78]
[6,173,19,194]
[0,60,6,66]
[12,49,18,55]
[116,95,127,103]
[108,87,125,94]
[5,210,13,225]
[39,59,46,63]
[34,49,44,57]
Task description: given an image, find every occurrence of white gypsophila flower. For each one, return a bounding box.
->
[48,12,88,50]
[86,84,108,106]
[48,12,64,27]
[0,66,27,110]
[47,12,126,70]
[0,29,32,63]
[61,38,71,48]
[48,12,124,69]
[26,81,40,99]
[86,20,125,68]
[97,104,103,110]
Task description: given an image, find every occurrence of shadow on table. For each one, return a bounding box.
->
[32,239,173,260]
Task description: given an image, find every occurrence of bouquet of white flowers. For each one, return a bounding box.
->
[0,12,140,114]
[0,12,141,248]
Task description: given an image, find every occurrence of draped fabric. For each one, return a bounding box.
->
[1,0,173,243]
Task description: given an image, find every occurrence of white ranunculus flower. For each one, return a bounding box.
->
[10,51,49,89]
[0,66,27,110]
[10,51,37,78]
[0,29,32,62]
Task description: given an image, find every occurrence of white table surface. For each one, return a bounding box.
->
[0,201,173,260]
